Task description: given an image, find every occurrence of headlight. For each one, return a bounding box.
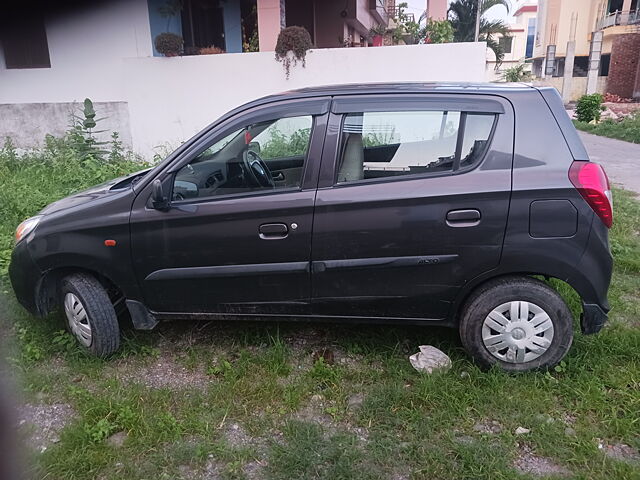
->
[15,216,42,243]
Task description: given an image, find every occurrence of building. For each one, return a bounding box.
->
[487,2,538,80]
[426,0,448,20]
[532,0,640,101]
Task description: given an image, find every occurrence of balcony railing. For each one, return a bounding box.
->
[596,8,640,30]
[393,7,415,23]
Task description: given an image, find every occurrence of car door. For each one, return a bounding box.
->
[130,98,329,315]
[310,94,514,320]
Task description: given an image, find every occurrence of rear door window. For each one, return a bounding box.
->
[336,110,495,184]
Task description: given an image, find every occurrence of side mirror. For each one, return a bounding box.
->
[151,179,170,210]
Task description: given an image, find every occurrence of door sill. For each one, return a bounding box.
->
[151,310,452,327]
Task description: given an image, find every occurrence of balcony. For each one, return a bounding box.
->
[596,9,640,30]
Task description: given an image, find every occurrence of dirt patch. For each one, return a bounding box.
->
[513,444,571,477]
[603,443,640,464]
[111,351,212,390]
[473,420,503,434]
[223,422,256,448]
[16,403,75,452]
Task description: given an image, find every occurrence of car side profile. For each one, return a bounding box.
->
[9,83,613,372]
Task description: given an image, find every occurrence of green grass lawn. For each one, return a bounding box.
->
[574,112,640,144]
[1,141,639,479]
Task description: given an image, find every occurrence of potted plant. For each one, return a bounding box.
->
[199,46,225,55]
[369,24,386,46]
[154,32,184,57]
[275,26,313,79]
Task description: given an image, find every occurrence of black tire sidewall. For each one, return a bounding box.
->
[460,277,574,372]
[59,274,120,357]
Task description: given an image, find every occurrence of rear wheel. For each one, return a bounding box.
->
[60,273,120,357]
[459,276,573,372]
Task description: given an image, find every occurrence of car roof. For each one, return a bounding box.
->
[227,82,541,117]
[270,81,535,101]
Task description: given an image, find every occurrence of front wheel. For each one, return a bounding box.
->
[60,273,120,357]
[459,276,573,372]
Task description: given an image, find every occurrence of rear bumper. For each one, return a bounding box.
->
[8,240,43,315]
[581,303,608,334]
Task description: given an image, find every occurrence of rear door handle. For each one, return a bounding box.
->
[446,209,481,226]
[259,223,289,239]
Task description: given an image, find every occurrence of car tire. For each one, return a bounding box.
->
[60,273,120,357]
[459,276,573,372]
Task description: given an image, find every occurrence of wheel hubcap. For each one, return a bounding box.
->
[64,293,92,347]
[481,301,554,364]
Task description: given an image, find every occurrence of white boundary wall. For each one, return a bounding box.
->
[1,42,487,157]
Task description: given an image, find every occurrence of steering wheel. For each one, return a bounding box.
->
[242,149,275,188]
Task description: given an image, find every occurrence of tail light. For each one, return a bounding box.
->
[569,161,613,228]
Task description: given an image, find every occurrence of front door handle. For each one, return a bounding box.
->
[446,209,481,226]
[259,223,289,239]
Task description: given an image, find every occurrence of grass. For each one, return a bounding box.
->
[574,112,640,144]
[1,139,640,479]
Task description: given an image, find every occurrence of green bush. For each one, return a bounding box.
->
[500,63,532,82]
[575,93,604,123]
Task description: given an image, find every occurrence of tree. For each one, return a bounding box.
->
[448,0,512,64]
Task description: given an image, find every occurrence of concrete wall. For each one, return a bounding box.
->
[0,0,152,103]
[0,43,487,158]
[535,76,608,102]
[0,102,132,150]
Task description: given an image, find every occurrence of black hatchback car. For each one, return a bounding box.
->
[10,83,613,371]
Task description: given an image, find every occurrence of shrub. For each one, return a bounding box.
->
[575,93,604,123]
[275,26,313,79]
[500,63,532,82]
[154,32,183,56]
[199,45,225,55]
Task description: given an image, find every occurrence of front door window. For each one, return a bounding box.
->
[172,115,313,201]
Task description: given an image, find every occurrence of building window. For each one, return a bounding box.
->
[525,18,536,58]
[573,56,589,77]
[532,58,543,78]
[1,15,50,69]
[499,36,513,54]
[553,57,565,77]
[600,54,610,76]
[181,0,225,53]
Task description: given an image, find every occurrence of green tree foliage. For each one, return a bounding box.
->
[448,0,512,63]
[424,19,455,44]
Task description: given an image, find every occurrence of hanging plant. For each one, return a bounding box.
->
[275,26,313,79]
[154,32,184,57]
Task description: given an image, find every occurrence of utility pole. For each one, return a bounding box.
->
[474,0,481,42]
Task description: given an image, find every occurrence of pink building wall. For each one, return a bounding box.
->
[257,0,283,52]
[427,0,448,20]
